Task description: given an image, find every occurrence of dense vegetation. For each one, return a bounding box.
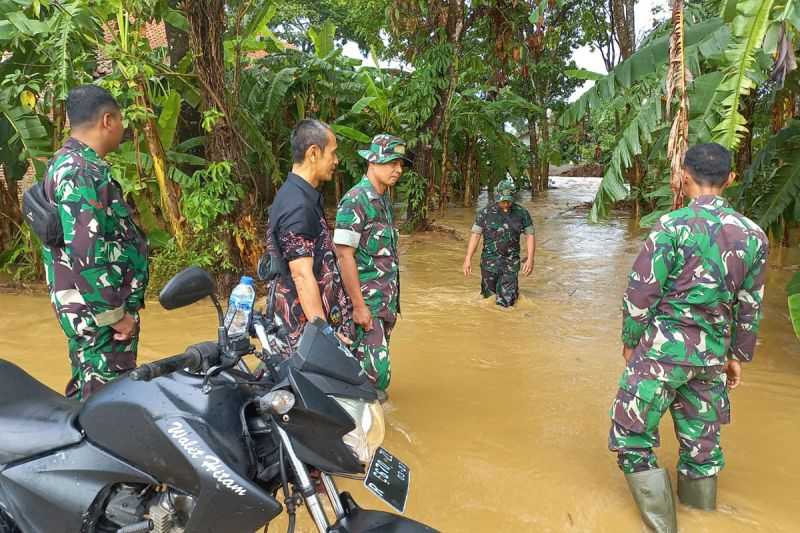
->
[1,0,799,334]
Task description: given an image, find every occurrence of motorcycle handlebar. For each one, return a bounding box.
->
[129,342,219,381]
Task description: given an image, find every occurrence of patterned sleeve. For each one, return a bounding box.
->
[730,239,769,362]
[522,208,535,235]
[333,191,367,248]
[621,218,676,348]
[276,204,320,262]
[278,231,315,262]
[56,164,126,327]
[471,208,486,234]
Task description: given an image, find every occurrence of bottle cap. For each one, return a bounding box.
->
[240,276,254,285]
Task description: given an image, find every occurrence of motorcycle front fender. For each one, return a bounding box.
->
[326,492,438,533]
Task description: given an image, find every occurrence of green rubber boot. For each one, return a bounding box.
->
[625,468,678,533]
[677,473,717,510]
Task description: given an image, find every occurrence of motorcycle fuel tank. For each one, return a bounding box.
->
[79,370,282,532]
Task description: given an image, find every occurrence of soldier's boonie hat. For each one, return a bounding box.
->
[495,179,516,202]
[358,134,412,165]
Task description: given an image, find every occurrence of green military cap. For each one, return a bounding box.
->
[358,134,412,165]
[495,178,516,202]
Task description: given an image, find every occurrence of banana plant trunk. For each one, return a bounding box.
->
[135,85,185,248]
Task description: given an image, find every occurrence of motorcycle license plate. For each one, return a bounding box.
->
[364,447,410,513]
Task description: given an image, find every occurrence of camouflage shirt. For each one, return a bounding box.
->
[622,195,769,366]
[472,203,535,273]
[333,176,399,321]
[42,138,149,329]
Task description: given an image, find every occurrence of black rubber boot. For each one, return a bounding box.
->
[677,473,717,510]
[625,468,678,533]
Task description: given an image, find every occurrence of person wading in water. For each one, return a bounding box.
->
[608,143,769,532]
[334,134,409,402]
[264,119,353,357]
[462,178,535,307]
[42,85,148,400]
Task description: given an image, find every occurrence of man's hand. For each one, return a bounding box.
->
[463,257,472,277]
[622,345,634,363]
[522,259,534,277]
[353,304,373,331]
[111,313,137,341]
[725,359,742,389]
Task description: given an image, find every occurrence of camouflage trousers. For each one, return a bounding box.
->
[353,316,396,391]
[609,354,730,479]
[62,312,140,401]
[480,268,519,307]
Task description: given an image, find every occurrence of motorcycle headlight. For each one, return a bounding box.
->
[332,397,385,466]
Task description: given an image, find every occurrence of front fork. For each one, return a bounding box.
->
[274,425,346,532]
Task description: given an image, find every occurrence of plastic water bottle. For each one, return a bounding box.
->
[225,276,255,338]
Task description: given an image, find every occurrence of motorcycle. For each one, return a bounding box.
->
[0,266,437,533]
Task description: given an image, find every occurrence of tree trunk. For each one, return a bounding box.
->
[185,0,262,277]
[52,99,65,150]
[0,172,21,252]
[528,116,539,194]
[406,6,467,230]
[164,2,202,171]
[463,140,475,208]
[631,155,644,219]
[736,95,756,177]
[165,0,190,67]
[611,0,636,59]
[538,113,550,191]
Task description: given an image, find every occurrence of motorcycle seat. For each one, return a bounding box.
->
[0,360,82,465]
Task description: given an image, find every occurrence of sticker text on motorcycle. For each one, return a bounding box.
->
[167,421,248,496]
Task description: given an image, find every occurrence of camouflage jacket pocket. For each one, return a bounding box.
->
[365,225,397,257]
[613,365,669,433]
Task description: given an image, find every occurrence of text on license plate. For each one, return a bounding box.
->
[364,447,410,513]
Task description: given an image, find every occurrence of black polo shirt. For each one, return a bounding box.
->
[268,172,325,249]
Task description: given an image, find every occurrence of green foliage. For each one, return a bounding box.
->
[590,95,664,222]
[0,223,41,283]
[174,161,243,232]
[398,170,427,232]
[147,231,236,296]
[712,0,775,150]
[0,102,50,179]
[788,270,800,339]
[560,18,727,128]
[157,90,181,149]
[201,108,225,133]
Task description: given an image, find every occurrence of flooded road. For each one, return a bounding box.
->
[1,177,799,531]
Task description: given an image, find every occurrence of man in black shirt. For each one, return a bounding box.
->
[266,119,353,356]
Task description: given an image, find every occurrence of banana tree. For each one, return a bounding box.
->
[96,1,187,247]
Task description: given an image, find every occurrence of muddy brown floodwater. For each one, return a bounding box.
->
[1,177,799,532]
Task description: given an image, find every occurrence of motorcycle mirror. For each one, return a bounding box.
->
[159,266,217,310]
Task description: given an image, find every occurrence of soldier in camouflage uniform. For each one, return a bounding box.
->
[609,144,769,533]
[463,179,535,307]
[42,85,148,400]
[334,134,409,398]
